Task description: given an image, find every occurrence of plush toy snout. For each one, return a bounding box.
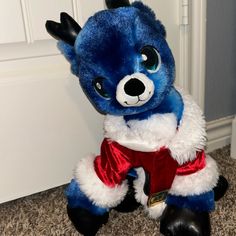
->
[116,72,154,107]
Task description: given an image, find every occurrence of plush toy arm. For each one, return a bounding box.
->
[168,154,219,212]
[74,139,133,208]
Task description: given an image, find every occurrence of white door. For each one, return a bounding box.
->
[0,0,187,203]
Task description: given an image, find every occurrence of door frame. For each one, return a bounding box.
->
[189,0,207,110]
[137,0,207,110]
[178,0,206,110]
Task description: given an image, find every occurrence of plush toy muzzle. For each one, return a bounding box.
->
[116,72,154,107]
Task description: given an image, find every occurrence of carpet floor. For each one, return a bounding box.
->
[0,146,235,236]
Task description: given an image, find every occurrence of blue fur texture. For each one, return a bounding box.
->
[166,191,215,212]
[58,2,183,119]
[66,179,108,215]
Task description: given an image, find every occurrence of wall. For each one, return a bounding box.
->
[205,0,236,121]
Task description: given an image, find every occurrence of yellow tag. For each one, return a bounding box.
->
[147,190,169,207]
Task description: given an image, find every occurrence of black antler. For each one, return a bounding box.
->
[45,12,81,46]
[105,0,130,9]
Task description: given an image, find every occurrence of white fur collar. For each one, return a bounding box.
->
[104,90,206,164]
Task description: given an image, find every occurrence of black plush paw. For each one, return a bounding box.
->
[213,175,228,201]
[114,175,140,213]
[160,205,210,236]
[67,206,109,236]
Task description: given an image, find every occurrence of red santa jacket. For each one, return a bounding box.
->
[94,138,206,196]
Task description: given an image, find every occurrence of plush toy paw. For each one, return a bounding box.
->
[114,175,140,212]
[213,175,228,201]
[160,205,210,236]
[67,206,109,236]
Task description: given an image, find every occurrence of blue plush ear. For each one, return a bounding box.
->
[132,1,166,38]
[57,41,79,75]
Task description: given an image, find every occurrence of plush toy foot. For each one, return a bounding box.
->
[114,175,140,213]
[213,175,228,201]
[67,206,109,236]
[160,205,210,236]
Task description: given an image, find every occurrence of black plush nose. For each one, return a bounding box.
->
[124,78,145,96]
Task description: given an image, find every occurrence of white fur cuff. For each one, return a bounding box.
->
[74,154,128,208]
[169,155,219,196]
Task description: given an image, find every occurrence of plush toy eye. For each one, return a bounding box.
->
[93,77,110,99]
[141,46,161,73]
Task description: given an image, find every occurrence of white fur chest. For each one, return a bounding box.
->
[104,113,177,152]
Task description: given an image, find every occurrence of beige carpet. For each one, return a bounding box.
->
[0,146,235,236]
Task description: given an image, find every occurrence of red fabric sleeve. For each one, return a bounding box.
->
[94,139,133,187]
[176,150,206,176]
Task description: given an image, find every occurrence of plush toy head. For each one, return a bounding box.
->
[46,0,175,116]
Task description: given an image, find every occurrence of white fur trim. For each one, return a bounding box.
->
[146,202,166,219]
[168,89,207,164]
[104,113,177,152]
[74,154,128,208]
[169,155,219,196]
[133,168,148,205]
[104,90,206,164]
[133,168,166,219]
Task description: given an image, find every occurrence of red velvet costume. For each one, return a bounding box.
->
[94,138,206,196]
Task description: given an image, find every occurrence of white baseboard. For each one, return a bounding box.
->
[206,116,234,153]
[231,116,236,159]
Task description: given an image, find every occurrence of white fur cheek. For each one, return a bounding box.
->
[169,155,219,196]
[74,154,128,208]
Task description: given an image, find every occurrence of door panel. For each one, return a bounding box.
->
[28,0,74,41]
[0,0,26,44]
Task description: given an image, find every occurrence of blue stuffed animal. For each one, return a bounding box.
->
[46,1,228,235]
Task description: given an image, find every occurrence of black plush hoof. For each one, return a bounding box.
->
[67,206,109,236]
[160,205,210,236]
[114,175,140,213]
[213,175,228,201]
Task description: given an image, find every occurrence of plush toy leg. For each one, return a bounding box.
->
[160,205,210,236]
[67,206,109,236]
[66,179,109,236]
[114,175,140,212]
[213,175,228,201]
[160,191,214,236]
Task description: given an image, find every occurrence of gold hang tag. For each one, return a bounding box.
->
[147,190,169,208]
